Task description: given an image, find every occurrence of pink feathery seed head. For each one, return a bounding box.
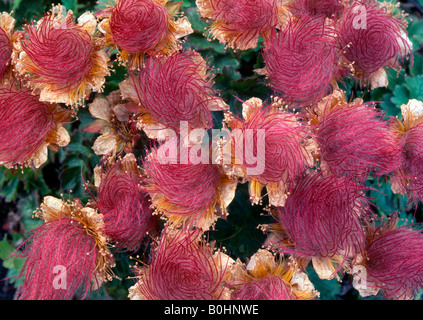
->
[16,219,101,300]
[109,0,170,53]
[206,0,280,48]
[135,227,229,300]
[0,27,12,79]
[14,197,114,300]
[143,145,220,216]
[235,106,309,184]
[317,102,402,181]
[0,87,54,166]
[338,0,410,78]
[290,0,345,19]
[276,171,369,259]
[132,51,215,131]
[22,12,94,93]
[363,221,423,300]
[211,0,279,30]
[232,275,294,300]
[262,15,338,106]
[97,162,154,251]
[394,122,423,203]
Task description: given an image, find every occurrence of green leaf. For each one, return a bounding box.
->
[0,236,15,266]
[405,75,423,101]
[407,18,423,49]
[61,0,77,12]
[307,267,342,300]
[185,7,208,33]
[214,56,240,72]
[0,178,19,202]
[60,166,83,192]
[17,194,43,232]
[391,84,409,107]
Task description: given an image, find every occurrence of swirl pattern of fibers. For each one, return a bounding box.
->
[0,27,12,78]
[394,123,423,203]
[110,0,170,53]
[338,1,408,77]
[97,165,153,251]
[133,52,215,131]
[263,15,337,105]
[0,88,53,166]
[277,172,369,259]
[144,147,220,216]
[137,229,227,300]
[233,275,294,300]
[365,226,423,300]
[235,107,308,184]
[23,13,94,93]
[16,218,99,300]
[317,103,401,181]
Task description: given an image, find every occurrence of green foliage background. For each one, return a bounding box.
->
[0,0,422,300]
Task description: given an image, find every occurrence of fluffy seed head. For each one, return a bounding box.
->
[262,15,337,106]
[198,0,282,50]
[290,0,345,19]
[131,52,217,131]
[144,145,220,218]
[338,1,410,78]
[109,0,170,54]
[132,228,230,300]
[97,156,154,251]
[22,12,94,94]
[0,87,53,166]
[316,102,401,180]
[360,215,423,300]
[233,275,294,300]
[15,197,113,300]
[0,27,12,79]
[391,122,423,203]
[276,172,369,259]
[234,105,308,184]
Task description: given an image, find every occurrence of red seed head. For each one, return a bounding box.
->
[0,87,53,166]
[144,146,220,217]
[316,102,402,181]
[109,0,170,54]
[276,172,369,259]
[363,219,423,300]
[131,51,215,131]
[202,0,281,49]
[22,11,94,94]
[393,122,423,203]
[0,27,12,79]
[134,228,229,300]
[14,196,114,300]
[212,0,279,30]
[97,160,154,251]
[235,106,308,184]
[338,1,410,78]
[16,218,100,300]
[262,15,337,106]
[232,275,294,300]
[290,0,345,19]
